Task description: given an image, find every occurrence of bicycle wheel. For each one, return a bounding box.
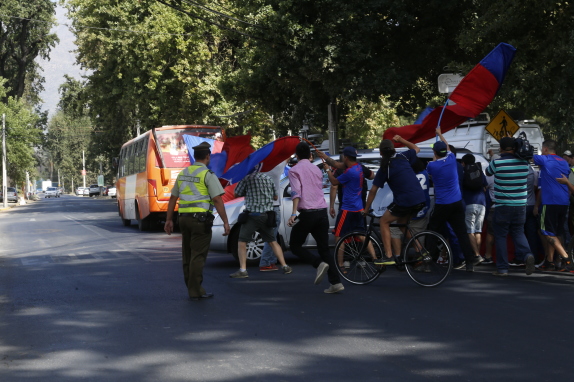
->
[403,230,453,287]
[333,231,384,285]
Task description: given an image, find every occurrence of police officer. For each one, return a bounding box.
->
[164,142,230,301]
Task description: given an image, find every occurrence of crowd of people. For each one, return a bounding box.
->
[165,133,574,301]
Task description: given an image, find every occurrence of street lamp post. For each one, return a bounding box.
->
[2,114,7,209]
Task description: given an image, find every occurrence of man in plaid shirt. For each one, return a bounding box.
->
[229,171,292,278]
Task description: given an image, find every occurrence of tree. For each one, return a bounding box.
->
[0,0,59,102]
[0,78,43,186]
[456,1,574,139]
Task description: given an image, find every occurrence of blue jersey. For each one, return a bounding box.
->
[373,149,426,207]
[412,170,431,220]
[337,163,364,211]
[533,154,570,205]
[427,152,462,205]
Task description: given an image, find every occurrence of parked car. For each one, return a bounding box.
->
[209,148,490,265]
[89,184,100,197]
[108,186,117,198]
[45,187,60,198]
[0,187,19,203]
[83,188,90,196]
[76,187,86,196]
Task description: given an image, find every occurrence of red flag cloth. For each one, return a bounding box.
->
[384,43,516,146]
[221,134,254,172]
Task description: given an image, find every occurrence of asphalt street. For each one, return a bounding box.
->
[0,195,573,381]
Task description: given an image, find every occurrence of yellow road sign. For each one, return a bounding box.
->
[485,110,519,142]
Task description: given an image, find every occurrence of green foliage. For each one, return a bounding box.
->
[0,0,59,102]
[343,96,401,149]
[0,78,43,186]
[456,0,574,139]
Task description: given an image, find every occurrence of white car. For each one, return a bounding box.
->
[108,186,117,198]
[210,148,489,265]
[83,188,90,196]
[45,187,60,198]
[76,187,86,196]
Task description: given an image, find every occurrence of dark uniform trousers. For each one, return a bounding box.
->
[180,215,212,298]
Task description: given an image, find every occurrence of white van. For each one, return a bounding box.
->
[416,118,544,159]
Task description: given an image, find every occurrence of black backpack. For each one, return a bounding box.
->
[514,133,534,160]
[463,163,483,191]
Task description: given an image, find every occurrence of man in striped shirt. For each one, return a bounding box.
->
[485,137,535,276]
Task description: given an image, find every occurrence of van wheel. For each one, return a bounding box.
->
[230,226,264,266]
[118,202,131,226]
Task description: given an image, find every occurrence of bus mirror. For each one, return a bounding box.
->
[112,157,119,168]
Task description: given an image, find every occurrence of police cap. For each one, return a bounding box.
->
[192,141,211,152]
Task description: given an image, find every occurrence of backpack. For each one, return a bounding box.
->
[514,133,534,160]
[463,163,483,191]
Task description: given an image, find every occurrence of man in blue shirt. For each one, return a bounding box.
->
[426,127,479,272]
[533,139,572,272]
[485,137,535,276]
[364,136,426,265]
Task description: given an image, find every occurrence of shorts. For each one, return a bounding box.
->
[390,213,429,239]
[334,210,365,237]
[238,213,276,243]
[539,204,567,237]
[465,204,486,234]
[387,202,425,218]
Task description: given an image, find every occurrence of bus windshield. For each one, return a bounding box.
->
[155,128,221,168]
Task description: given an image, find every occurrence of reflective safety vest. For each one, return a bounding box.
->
[176,165,214,213]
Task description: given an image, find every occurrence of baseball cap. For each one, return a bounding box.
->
[342,146,361,158]
[432,141,447,154]
[500,137,515,151]
[563,150,573,157]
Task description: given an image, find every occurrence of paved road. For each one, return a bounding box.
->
[1,196,572,381]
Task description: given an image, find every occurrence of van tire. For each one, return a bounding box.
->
[136,204,150,231]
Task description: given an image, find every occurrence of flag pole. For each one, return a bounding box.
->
[436,98,450,141]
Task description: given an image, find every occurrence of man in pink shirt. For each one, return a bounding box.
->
[287,142,344,294]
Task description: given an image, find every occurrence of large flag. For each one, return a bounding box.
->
[383,43,517,146]
[182,135,224,165]
[219,136,300,186]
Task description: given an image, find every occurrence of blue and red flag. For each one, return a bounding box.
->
[219,136,300,186]
[383,43,517,145]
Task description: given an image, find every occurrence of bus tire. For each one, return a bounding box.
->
[136,204,150,231]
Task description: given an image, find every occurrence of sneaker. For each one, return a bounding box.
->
[229,270,249,278]
[324,283,345,294]
[374,255,396,266]
[525,254,535,275]
[282,265,293,274]
[492,270,509,276]
[357,259,367,268]
[414,263,431,273]
[482,257,494,265]
[539,262,555,271]
[437,255,449,265]
[314,262,329,285]
[509,259,525,267]
[557,258,573,272]
[259,264,278,272]
[473,256,485,266]
[343,261,350,268]
[535,259,546,269]
[453,261,466,270]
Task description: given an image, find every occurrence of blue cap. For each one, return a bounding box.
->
[342,146,361,158]
[433,141,447,154]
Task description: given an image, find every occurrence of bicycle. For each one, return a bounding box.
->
[333,211,453,287]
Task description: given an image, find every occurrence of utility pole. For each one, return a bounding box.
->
[82,150,86,188]
[328,101,339,155]
[2,114,7,209]
[58,168,61,189]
